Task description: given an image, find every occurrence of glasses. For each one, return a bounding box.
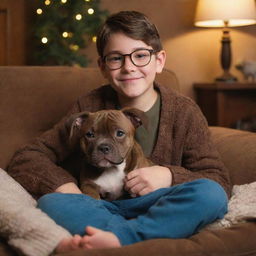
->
[103,49,157,70]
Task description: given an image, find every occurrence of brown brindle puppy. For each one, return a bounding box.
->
[69,108,152,201]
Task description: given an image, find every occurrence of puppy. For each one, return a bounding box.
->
[69,108,152,201]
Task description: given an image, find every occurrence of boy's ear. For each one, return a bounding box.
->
[156,50,166,74]
[98,57,108,79]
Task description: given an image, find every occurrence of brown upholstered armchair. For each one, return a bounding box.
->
[0,66,255,256]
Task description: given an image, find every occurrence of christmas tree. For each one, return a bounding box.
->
[33,0,108,67]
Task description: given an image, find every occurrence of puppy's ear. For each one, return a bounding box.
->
[67,111,90,140]
[122,108,148,129]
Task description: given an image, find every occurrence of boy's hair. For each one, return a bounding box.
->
[96,11,163,58]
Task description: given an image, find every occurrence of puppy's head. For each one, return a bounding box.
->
[69,108,147,169]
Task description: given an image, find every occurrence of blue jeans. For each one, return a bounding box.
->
[37,179,228,245]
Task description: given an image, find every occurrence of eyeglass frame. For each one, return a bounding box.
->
[102,48,158,70]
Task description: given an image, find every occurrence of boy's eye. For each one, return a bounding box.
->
[116,130,125,137]
[85,131,95,138]
[106,55,122,63]
[134,53,148,59]
[133,50,150,59]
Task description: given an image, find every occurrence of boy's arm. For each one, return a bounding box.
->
[166,104,232,197]
[7,101,82,197]
[126,98,231,198]
[55,182,82,194]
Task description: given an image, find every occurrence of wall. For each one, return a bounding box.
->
[84,0,256,99]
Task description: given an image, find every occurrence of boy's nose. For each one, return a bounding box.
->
[122,56,136,71]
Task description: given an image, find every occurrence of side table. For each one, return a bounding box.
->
[193,82,256,128]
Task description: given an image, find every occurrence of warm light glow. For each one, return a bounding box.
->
[36,8,43,15]
[45,0,51,6]
[195,0,256,27]
[85,0,90,2]
[70,44,79,51]
[92,36,97,43]
[41,37,48,44]
[61,0,67,3]
[62,32,68,38]
[75,14,82,20]
[88,8,94,15]
[195,19,256,27]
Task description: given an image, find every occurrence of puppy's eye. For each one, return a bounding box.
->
[116,130,125,137]
[85,131,95,138]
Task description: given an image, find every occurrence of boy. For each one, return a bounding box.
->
[8,11,231,249]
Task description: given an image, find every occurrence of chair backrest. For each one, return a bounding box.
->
[210,126,256,185]
[0,66,179,168]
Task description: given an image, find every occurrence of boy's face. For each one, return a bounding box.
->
[98,33,166,100]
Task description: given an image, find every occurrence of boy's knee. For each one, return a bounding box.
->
[193,179,228,212]
[37,193,62,212]
[38,193,83,211]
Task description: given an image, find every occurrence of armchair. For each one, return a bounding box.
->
[0,66,255,256]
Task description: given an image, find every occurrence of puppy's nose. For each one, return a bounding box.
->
[98,144,110,154]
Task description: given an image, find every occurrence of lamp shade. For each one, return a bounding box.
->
[195,0,256,27]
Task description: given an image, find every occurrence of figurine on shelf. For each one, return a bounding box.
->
[236,61,256,82]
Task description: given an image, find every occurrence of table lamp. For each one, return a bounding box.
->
[194,0,256,82]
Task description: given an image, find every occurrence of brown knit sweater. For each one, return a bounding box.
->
[7,83,231,197]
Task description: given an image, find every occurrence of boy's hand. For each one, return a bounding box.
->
[55,182,82,194]
[124,166,172,197]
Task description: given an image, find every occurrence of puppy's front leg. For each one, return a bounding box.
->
[80,177,101,200]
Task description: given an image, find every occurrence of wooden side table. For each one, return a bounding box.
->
[193,82,256,128]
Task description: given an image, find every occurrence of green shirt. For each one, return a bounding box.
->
[135,94,160,157]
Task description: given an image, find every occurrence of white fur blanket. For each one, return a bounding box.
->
[206,181,256,230]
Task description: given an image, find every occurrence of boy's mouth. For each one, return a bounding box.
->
[118,77,141,82]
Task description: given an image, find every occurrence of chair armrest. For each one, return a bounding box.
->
[210,126,256,185]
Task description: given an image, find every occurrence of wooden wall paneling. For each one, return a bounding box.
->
[0,9,7,65]
[0,0,26,65]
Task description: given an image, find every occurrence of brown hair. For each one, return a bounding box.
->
[96,11,163,58]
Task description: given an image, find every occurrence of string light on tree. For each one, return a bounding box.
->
[41,37,48,44]
[33,0,108,66]
[75,14,82,20]
[62,32,69,38]
[36,8,43,15]
[88,8,94,15]
[44,0,51,6]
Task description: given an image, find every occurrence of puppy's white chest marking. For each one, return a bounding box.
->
[93,161,126,200]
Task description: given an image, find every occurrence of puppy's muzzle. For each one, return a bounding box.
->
[98,143,111,154]
[96,143,124,165]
